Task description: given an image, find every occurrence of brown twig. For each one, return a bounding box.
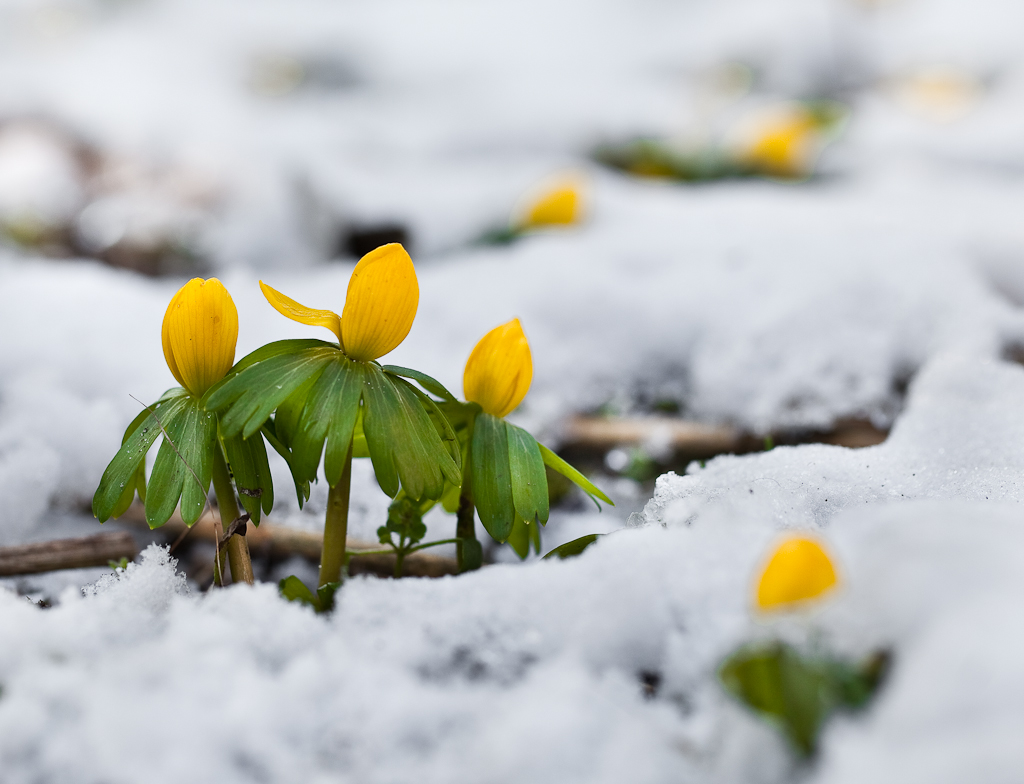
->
[0,532,137,577]
[558,415,887,456]
[117,504,458,579]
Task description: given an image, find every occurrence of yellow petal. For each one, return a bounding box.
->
[259,281,342,344]
[520,181,582,228]
[463,319,533,418]
[756,535,839,612]
[161,278,238,397]
[340,243,418,361]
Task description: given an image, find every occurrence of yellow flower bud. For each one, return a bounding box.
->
[735,105,820,179]
[463,319,533,418]
[340,243,418,361]
[515,176,585,230]
[161,278,238,398]
[260,243,419,362]
[756,535,838,612]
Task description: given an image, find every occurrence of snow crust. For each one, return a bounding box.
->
[1,0,1024,779]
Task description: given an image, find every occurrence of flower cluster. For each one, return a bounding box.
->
[94,242,610,594]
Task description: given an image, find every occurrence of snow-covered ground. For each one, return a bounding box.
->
[2,0,1024,780]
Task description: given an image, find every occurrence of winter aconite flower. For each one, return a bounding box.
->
[756,535,838,611]
[95,278,273,585]
[733,102,846,180]
[518,180,582,229]
[435,319,610,568]
[735,105,820,180]
[463,318,533,418]
[259,242,418,361]
[207,243,459,587]
[162,278,238,397]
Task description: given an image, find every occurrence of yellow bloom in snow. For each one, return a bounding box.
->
[260,243,418,362]
[736,105,820,179]
[463,318,533,418]
[756,535,838,611]
[162,278,238,397]
[516,177,585,229]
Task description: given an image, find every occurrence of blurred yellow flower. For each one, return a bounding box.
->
[162,277,238,397]
[756,535,838,611]
[261,242,418,362]
[463,318,533,418]
[892,67,981,123]
[514,175,586,230]
[736,105,820,179]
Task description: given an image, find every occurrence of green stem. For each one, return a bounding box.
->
[456,485,482,572]
[408,538,461,554]
[211,447,254,585]
[319,442,353,587]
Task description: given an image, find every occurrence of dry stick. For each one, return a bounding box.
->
[117,505,458,578]
[0,532,137,577]
[558,415,888,454]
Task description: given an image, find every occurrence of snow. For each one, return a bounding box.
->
[2,0,1024,779]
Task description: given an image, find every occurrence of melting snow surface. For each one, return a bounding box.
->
[2,0,1024,780]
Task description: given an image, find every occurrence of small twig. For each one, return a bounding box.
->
[559,415,887,456]
[117,505,459,578]
[0,533,137,577]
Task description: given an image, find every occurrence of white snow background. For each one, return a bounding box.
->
[2,0,1024,781]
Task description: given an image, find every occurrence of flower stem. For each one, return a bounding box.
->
[456,483,482,572]
[319,442,353,587]
[394,547,406,579]
[211,447,254,585]
[408,538,461,554]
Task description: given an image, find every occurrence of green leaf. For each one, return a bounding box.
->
[93,392,190,523]
[261,422,310,508]
[388,376,449,501]
[207,346,337,438]
[351,409,370,458]
[290,358,363,487]
[271,373,319,449]
[360,366,402,497]
[543,533,602,560]
[506,423,549,525]
[506,514,532,559]
[221,430,274,522]
[145,398,216,528]
[362,369,459,501]
[177,406,218,524]
[385,494,430,546]
[471,413,515,542]
[207,338,336,394]
[278,575,340,613]
[278,575,317,608]
[382,365,457,402]
[538,443,613,508]
[395,377,462,484]
[108,403,158,519]
[717,642,889,758]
